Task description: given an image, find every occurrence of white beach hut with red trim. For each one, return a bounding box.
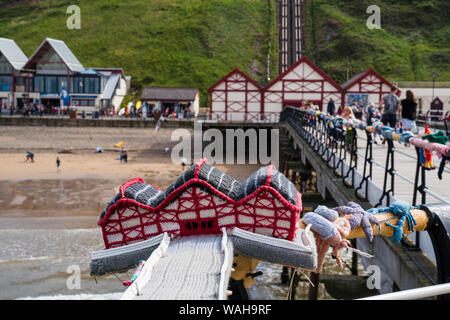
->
[262,56,342,121]
[208,67,263,122]
[341,69,394,108]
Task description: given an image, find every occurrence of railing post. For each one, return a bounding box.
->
[412,146,427,250]
[355,129,373,199]
[375,138,395,207]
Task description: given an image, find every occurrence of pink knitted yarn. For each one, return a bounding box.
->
[314,217,351,273]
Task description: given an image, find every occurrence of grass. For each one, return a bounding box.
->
[303,0,450,84]
[0,0,279,107]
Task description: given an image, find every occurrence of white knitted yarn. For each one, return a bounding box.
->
[121,232,171,300]
[130,234,233,300]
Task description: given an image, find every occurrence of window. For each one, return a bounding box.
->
[84,77,91,93]
[0,76,12,91]
[94,77,100,94]
[58,77,68,92]
[45,76,57,93]
[34,76,44,92]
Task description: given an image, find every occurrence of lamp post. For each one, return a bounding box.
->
[432,72,436,101]
[431,72,436,123]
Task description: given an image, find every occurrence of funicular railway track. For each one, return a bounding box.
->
[278,0,304,73]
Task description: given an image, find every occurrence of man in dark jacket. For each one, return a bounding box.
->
[327,99,336,116]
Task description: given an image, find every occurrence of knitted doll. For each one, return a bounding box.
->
[302,211,351,273]
[422,130,449,145]
[334,202,379,242]
[421,130,449,178]
[367,200,417,243]
[422,126,434,170]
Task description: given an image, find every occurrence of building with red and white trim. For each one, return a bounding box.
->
[262,56,343,121]
[341,69,393,108]
[208,67,263,122]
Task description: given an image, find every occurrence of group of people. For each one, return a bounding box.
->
[2,103,70,117]
[326,86,418,135]
[25,151,62,171]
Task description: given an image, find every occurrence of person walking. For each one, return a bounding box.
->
[366,102,379,144]
[56,157,61,172]
[123,150,128,164]
[381,86,401,144]
[381,86,401,128]
[120,149,124,164]
[401,90,418,135]
[327,98,336,116]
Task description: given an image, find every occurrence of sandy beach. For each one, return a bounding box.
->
[0,126,259,182]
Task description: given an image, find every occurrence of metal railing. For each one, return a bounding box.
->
[280,107,450,207]
[280,107,450,299]
[358,283,450,300]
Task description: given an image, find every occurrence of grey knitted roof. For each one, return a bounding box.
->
[99,161,298,220]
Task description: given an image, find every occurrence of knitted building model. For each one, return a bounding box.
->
[98,158,302,248]
[91,159,317,276]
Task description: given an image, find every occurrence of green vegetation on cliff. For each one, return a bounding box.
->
[302,0,450,84]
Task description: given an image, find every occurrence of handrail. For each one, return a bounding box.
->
[280,107,450,207]
[357,283,450,300]
[281,107,450,299]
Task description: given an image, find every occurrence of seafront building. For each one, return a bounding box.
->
[0,37,131,115]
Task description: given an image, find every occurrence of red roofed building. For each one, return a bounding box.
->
[208,67,263,122]
[262,56,342,121]
[341,69,394,108]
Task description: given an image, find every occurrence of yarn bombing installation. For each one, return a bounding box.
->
[98,158,303,248]
[91,158,319,278]
[367,200,418,243]
[311,109,450,182]
[90,158,433,300]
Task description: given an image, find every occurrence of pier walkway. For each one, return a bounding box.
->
[121,232,233,300]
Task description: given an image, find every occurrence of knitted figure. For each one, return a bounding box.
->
[334,202,379,242]
[123,260,146,286]
[367,200,417,243]
[314,205,339,222]
[422,130,449,145]
[302,212,351,273]
[422,126,434,170]
[380,126,394,140]
[400,132,414,144]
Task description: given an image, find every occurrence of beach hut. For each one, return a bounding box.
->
[141,87,199,118]
[262,56,342,121]
[208,67,263,122]
[341,69,393,108]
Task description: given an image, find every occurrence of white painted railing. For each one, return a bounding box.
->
[358,283,450,300]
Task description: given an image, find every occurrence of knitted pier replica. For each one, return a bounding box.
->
[90,159,317,299]
[90,159,430,300]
